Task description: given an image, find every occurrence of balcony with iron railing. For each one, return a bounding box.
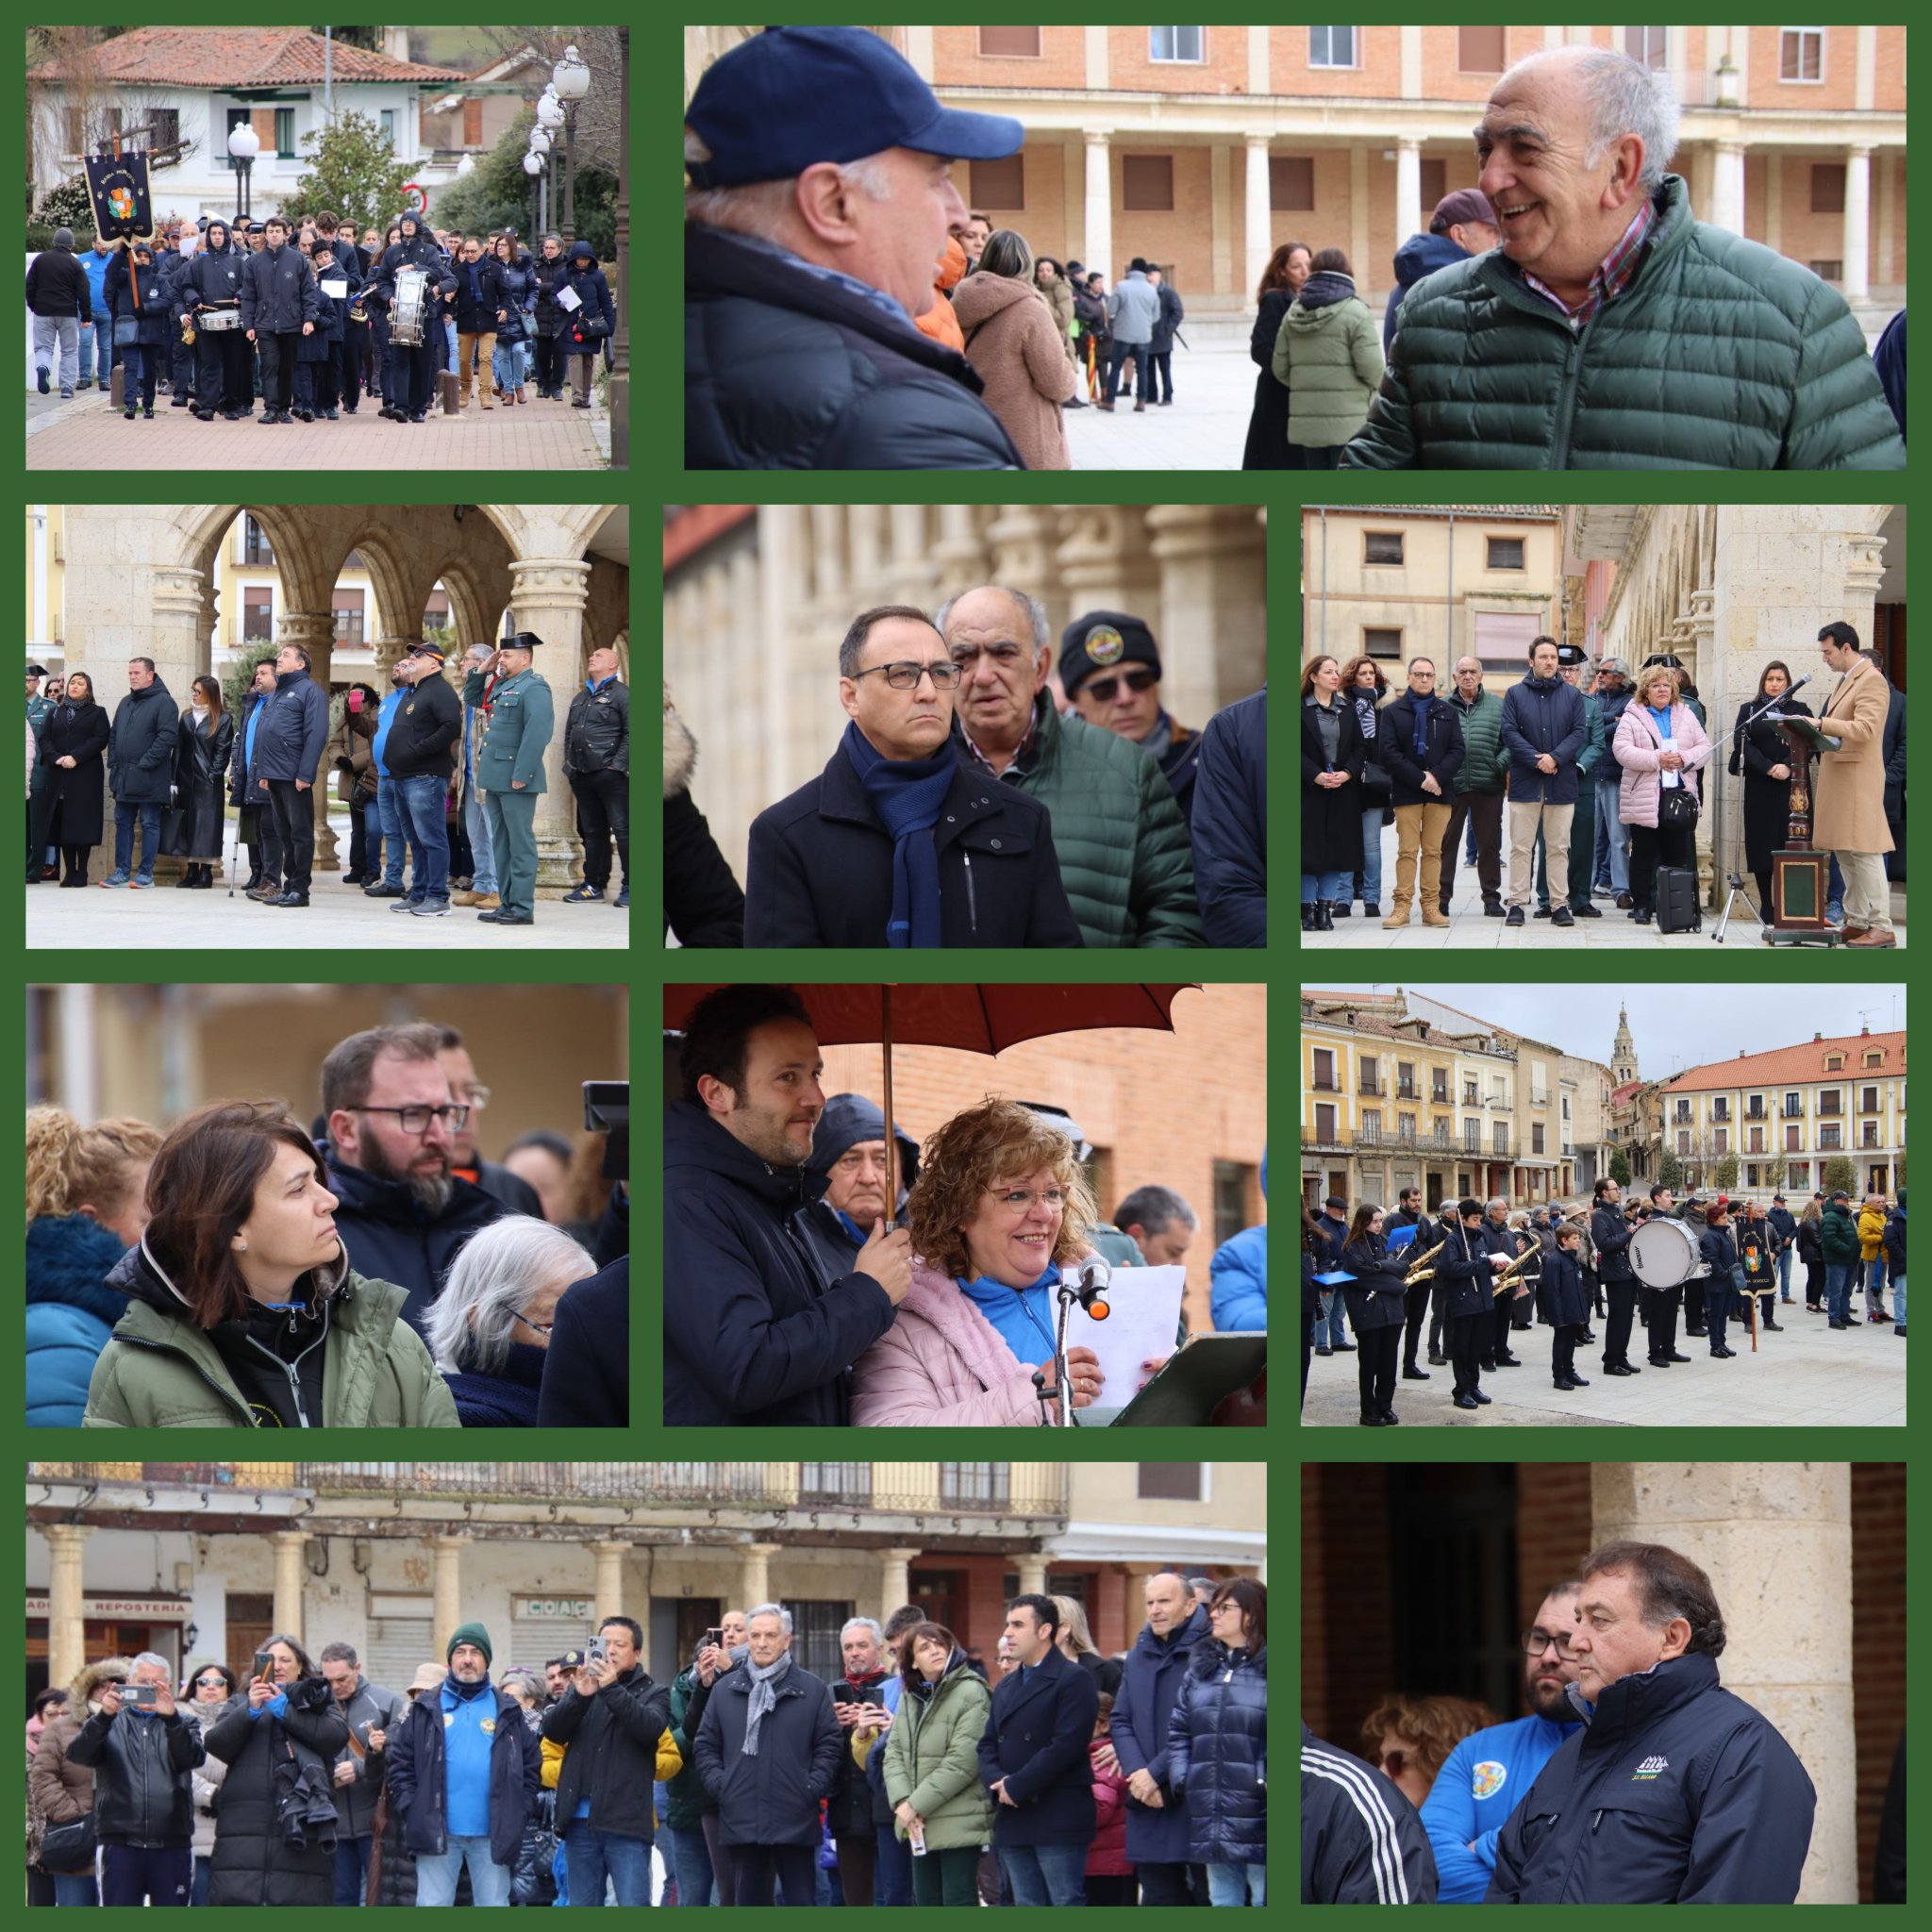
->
[1357,1122,1457,1150]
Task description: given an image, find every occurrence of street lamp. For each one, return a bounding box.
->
[550,43,591,244]
[456,152,475,178]
[527,126,553,232]
[226,121,260,224]
[523,149,543,249]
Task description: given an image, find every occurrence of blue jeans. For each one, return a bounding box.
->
[1867,1254,1888,1312]
[663,1824,711,1907]
[1206,1860,1265,1906]
[77,315,115,382]
[334,1831,374,1906]
[393,772,450,901]
[464,780,497,893]
[1826,853,1844,920]
[53,1870,98,1905]
[122,341,158,410]
[375,777,408,887]
[999,1841,1087,1907]
[1354,804,1384,904]
[1320,1288,1351,1347]
[113,799,161,878]
[192,1855,211,1907]
[563,1823,653,1907]
[1595,784,1630,891]
[873,1823,912,1906]
[1825,1261,1855,1324]
[415,1835,510,1907]
[1777,1246,1793,1300]
[1301,869,1349,903]
[1890,1273,1905,1327]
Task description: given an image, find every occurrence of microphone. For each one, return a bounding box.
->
[1073,1254,1111,1319]
[1781,672,1813,698]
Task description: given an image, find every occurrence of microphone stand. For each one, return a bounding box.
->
[1031,1260,1108,1427]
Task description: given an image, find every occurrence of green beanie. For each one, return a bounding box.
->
[447,1622,493,1668]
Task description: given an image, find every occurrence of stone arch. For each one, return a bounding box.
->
[322,524,419,649]
[175,503,336,623]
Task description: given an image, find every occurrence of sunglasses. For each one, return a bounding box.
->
[1083,669,1157,703]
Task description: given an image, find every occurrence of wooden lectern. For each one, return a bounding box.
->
[1766,718,1840,943]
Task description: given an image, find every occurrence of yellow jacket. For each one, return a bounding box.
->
[541,1729,684,1817]
[1858,1203,1886,1260]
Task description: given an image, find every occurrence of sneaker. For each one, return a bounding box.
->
[129,874,153,889]
[613,886,627,909]
[410,898,453,917]
[391,897,425,912]
[363,881,407,897]
[563,883,605,903]
[37,368,49,394]
[100,871,129,888]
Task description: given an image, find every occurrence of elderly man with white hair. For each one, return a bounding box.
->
[425,1215,596,1427]
[1341,44,1906,471]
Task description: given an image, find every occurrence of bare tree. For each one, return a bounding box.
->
[470,25,623,174]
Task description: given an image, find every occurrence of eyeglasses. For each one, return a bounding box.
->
[991,1188,1067,1211]
[512,1311,555,1336]
[455,1085,491,1110]
[850,660,963,690]
[1521,1626,1577,1657]
[1083,669,1158,704]
[346,1103,470,1135]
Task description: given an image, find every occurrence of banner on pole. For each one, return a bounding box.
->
[84,150,153,241]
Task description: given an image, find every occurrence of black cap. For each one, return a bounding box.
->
[1555,642,1587,666]
[1830,1189,1852,1202]
[26,663,47,678]
[503,631,543,653]
[1058,610,1159,697]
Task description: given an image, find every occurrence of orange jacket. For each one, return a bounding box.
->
[913,237,967,353]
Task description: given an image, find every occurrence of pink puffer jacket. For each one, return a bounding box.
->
[851,1258,1046,1426]
[1613,700,1713,829]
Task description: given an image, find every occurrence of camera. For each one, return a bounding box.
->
[124,1682,158,1709]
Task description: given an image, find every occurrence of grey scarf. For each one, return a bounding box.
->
[741,1650,792,1756]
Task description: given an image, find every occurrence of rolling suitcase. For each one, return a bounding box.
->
[1656,865,1701,933]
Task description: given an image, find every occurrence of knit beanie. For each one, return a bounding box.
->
[447,1622,493,1667]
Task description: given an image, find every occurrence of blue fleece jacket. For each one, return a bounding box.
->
[1208,1150,1268,1331]
[1421,1711,1581,1902]
[441,1677,496,1839]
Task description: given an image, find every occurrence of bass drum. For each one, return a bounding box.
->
[1629,1215,1707,1288]
[391,265,429,347]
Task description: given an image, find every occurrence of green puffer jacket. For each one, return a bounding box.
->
[981,698,1202,947]
[881,1657,994,1851]
[1447,690,1510,795]
[1820,1200,1862,1268]
[1273,272,1384,449]
[1574,691,1605,781]
[82,1256,458,1429]
[1341,175,1907,471]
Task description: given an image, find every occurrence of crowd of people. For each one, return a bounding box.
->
[25,638,628,922]
[664,985,1268,1427]
[26,212,615,424]
[1301,623,1903,944]
[1301,1541,1907,1903]
[25,1021,629,1431]
[664,598,1264,949]
[28,1579,1267,1908]
[1303,1174,1905,1424]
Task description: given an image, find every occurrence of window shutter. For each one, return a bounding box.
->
[251,107,276,149]
[463,97,482,146]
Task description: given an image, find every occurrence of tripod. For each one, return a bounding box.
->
[1710,870,1761,944]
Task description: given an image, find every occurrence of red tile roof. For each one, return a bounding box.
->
[30,28,469,89]
[1609,1080,1647,1106]
[1664,1029,1907,1092]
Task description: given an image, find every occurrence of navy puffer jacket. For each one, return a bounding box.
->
[25,1214,132,1429]
[1500,674,1588,805]
[246,669,329,788]
[1168,1641,1265,1867]
[323,1151,505,1339]
[108,677,178,806]
[1342,175,1906,471]
[686,223,1024,470]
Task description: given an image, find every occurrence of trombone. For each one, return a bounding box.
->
[1402,1239,1448,1287]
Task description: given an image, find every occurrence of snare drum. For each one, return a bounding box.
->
[199,307,242,333]
[1629,1216,1707,1289]
[391,265,429,347]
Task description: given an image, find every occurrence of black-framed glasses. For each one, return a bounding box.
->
[1521,1626,1576,1657]
[512,1311,555,1336]
[346,1103,470,1135]
[1084,669,1158,703]
[849,660,963,690]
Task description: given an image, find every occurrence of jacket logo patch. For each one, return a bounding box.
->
[443,1711,455,1726]
[1472,1759,1507,1799]
[479,1717,495,1733]
[1632,1754,1669,1780]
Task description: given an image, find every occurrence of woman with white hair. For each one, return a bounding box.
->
[426,1214,594,1426]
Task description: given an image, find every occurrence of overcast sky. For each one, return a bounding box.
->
[1310,983,1906,1082]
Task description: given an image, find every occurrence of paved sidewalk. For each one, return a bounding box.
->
[1300,1298,1907,1428]
[1302,817,1907,952]
[1064,342,1259,470]
[26,384,608,470]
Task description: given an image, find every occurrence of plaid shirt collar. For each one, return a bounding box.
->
[958,702,1041,780]
[1518,195,1657,329]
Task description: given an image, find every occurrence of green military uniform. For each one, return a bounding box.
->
[465,657,554,923]
[26,691,54,880]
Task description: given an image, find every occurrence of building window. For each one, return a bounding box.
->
[972,153,1025,209]
[379,108,395,147]
[242,514,275,567]
[799,1462,872,1505]
[1811,163,1846,214]
[1138,1462,1203,1501]
[1677,1131,1690,1155]
[1123,155,1174,211]
[1312,1047,1336,1091]
[1821,1124,1841,1150]
[939,1463,1010,1507]
[1363,626,1402,660]
[1785,1091,1803,1116]
[1624,26,1668,69]
[1780,27,1824,82]
[1397,1061,1416,1099]
[1861,1086,1880,1113]
[1360,1055,1380,1094]
[332,588,365,645]
[1211,1159,1253,1247]
[1713,1127,1728,1154]
[1820,1088,1842,1115]
[1532,1124,1544,1154]
[1458,25,1506,72]
[1464,1119,1480,1150]
[274,107,296,158]
[1308,25,1357,69]
[1711,1099,1729,1121]
[1487,536,1525,571]
[1364,530,1405,565]
[1786,1125,1801,1152]
[1863,1048,1885,1068]
[1808,258,1844,282]
[242,590,274,641]
[1316,1102,1337,1141]
[1746,1094,1765,1118]
[1492,1123,1508,1155]
[1863,1123,1880,1148]
[784,1600,856,1683]
[1269,155,1315,210]
[1362,1107,1382,1137]
[1432,1070,1449,1104]
[1748,1128,1764,1153]
[1420,158,1446,208]
[1150,26,1204,63]
[978,25,1041,58]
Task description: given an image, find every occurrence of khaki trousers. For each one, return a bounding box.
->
[1507,800,1574,908]
[1835,847,1893,934]
[1388,801,1453,923]
[458,330,497,405]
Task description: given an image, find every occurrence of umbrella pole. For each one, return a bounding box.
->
[880,989,896,1221]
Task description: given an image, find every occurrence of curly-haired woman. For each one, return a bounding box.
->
[851,1098,1108,1424]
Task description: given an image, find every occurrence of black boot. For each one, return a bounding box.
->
[1314,899,1335,932]
[1301,903,1315,932]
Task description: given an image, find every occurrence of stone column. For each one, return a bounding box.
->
[1840,144,1873,306]
[1840,529,1888,640]
[1083,130,1112,280]
[431,1535,467,1657]
[1394,138,1423,261]
[507,556,591,892]
[1590,1464,1855,1903]
[1243,137,1272,310]
[1017,1553,1048,1597]
[277,609,339,868]
[43,1524,91,1694]
[740,1541,782,1611]
[1709,141,1746,236]
[271,1529,308,1641]
[877,1546,924,1625]
[590,1540,628,1623]
[1146,505,1268,724]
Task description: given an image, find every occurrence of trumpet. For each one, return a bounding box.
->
[1402,1239,1447,1287]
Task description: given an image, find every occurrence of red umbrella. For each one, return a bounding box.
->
[664,984,1198,1200]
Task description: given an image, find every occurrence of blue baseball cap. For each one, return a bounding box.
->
[686,25,1024,189]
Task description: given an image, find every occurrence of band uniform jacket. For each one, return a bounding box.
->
[1591,1205,1637,1284]
[1437,1221,1496,1320]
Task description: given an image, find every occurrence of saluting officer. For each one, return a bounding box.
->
[466,630,554,927]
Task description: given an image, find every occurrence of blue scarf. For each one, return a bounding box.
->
[956,1262,1062,1365]
[840,719,951,948]
[834,1208,871,1248]
[466,259,482,307]
[1409,691,1437,762]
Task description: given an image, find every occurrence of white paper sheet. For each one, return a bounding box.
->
[556,284,582,312]
[1062,1264,1186,1407]
[320,277,348,298]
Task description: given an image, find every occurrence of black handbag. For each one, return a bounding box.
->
[39,1813,96,1873]
[113,315,140,347]
[1657,783,1699,829]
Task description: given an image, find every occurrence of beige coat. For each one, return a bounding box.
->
[951,272,1075,471]
[1812,654,1893,854]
